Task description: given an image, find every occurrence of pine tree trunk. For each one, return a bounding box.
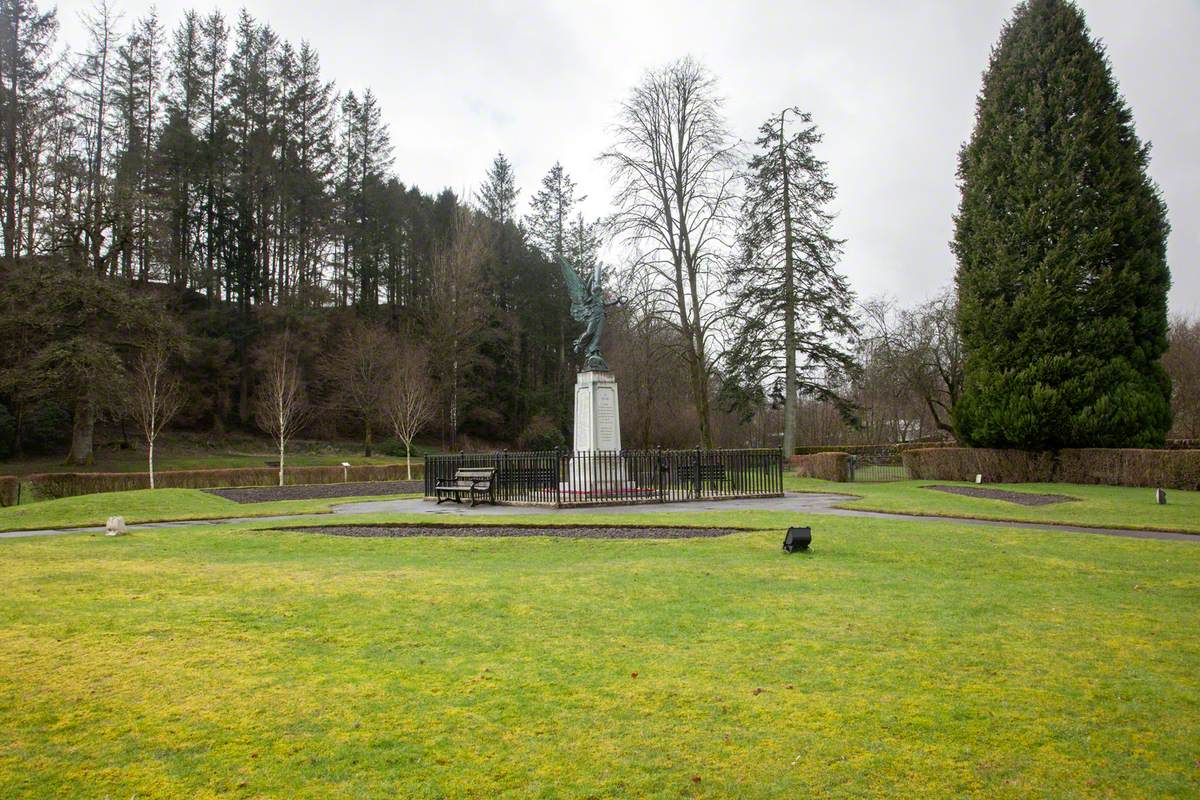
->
[688,285,714,449]
[363,418,372,457]
[66,396,96,466]
[3,20,19,261]
[780,110,797,458]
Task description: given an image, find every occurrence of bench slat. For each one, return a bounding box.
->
[434,466,497,507]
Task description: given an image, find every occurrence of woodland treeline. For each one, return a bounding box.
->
[0,0,866,465]
[0,1,603,463]
[0,0,1196,468]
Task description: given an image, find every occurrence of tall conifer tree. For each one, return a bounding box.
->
[478,151,517,226]
[0,0,58,259]
[725,107,857,455]
[524,161,576,262]
[953,0,1171,448]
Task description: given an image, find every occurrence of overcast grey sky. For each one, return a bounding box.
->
[58,0,1200,316]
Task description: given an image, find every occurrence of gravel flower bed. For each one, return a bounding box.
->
[283,524,745,539]
[924,485,1078,506]
[205,480,423,504]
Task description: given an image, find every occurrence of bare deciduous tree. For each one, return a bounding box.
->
[606,270,696,447]
[322,319,391,456]
[862,288,963,436]
[253,332,310,486]
[1165,315,1200,439]
[381,342,434,480]
[128,334,181,488]
[602,56,739,449]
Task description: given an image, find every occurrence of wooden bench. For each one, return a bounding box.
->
[434,467,497,506]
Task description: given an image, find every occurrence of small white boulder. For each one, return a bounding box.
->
[105,516,127,537]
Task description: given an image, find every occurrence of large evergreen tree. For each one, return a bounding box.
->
[477,151,517,226]
[524,161,576,262]
[0,3,582,456]
[0,0,58,260]
[724,107,857,455]
[953,0,1171,449]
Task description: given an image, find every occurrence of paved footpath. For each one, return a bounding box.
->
[2,492,1196,542]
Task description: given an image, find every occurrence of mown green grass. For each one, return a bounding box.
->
[0,450,408,476]
[2,512,1198,798]
[0,487,420,532]
[787,477,1200,533]
[0,433,435,476]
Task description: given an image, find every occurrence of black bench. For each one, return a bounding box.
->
[435,467,497,506]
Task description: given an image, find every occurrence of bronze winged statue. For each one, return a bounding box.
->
[560,257,623,371]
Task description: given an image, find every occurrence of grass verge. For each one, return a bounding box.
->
[0,487,421,532]
[786,477,1200,533]
[1,513,1197,797]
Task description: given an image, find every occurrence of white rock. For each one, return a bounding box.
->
[106,516,127,536]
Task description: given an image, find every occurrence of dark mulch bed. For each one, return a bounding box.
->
[287,524,744,539]
[925,485,1078,506]
[205,480,423,504]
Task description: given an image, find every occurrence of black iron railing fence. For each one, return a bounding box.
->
[424,448,784,507]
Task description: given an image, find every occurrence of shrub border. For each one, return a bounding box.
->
[15,463,425,501]
[902,448,1200,491]
[0,475,17,507]
[788,452,851,482]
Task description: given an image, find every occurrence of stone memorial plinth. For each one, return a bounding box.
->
[563,370,635,495]
[573,370,622,452]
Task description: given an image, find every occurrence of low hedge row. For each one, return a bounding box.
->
[22,462,425,500]
[789,452,851,482]
[0,475,17,507]
[902,448,1200,491]
[791,442,944,457]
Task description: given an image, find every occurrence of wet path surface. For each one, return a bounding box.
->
[2,493,1196,542]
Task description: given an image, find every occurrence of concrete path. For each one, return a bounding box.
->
[328,493,853,517]
[327,494,1199,542]
[2,493,1196,542]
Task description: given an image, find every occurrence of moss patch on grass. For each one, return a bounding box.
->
[2,514,1198,798]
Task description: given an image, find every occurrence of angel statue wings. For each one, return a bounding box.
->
[559,256,624,371]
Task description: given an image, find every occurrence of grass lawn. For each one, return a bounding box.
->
[0,432,434,477]
[2,513,1198,798]
[0,488,420,532]
[787,477,1200,534]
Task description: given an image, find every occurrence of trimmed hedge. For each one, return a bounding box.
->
[901,448,1054,483]
[791,442,943,458]
[1057,449,1200,490]
[902,448,1200,491]
[26,463,425,500]
[789,452,851,482]
[0,475,17,507]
